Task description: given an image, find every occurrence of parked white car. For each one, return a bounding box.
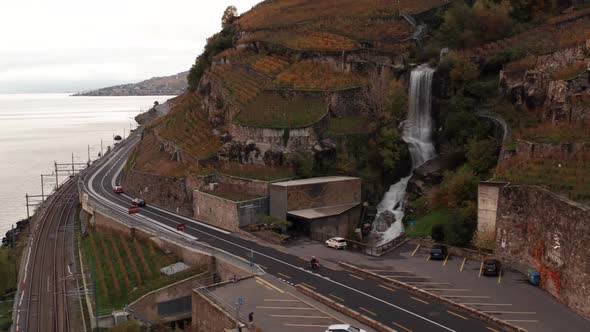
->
[325,237,347,250]
[326,324,365,332]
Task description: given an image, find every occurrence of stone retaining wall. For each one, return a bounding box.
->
[515,139,590,159]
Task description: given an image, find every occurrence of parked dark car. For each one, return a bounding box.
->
[483,258,502,276]
[430,244,448,260]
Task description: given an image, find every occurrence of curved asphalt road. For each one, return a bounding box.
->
[84,134,505,332]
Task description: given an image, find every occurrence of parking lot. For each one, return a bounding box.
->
[210,275,376,332]
[285,238,590,332]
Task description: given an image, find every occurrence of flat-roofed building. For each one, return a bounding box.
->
[269,176,361,239]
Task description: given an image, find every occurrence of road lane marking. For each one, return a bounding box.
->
[486,327,500,332]
[411,244,420,256]
[94,144,462,332]
[461,303,512,306]
[257,306,315,310]
[349,274,365,281]
[278,272,292,279]
[285,324,329,327]
[460,257,467,272]
[359,307,377,316]
[411,297,429,305]
[299,283,316,290]
[504,320,538,323]
[255,277,284,294]
[329,294,344,302]
[259,264,268,270]
[394,322,413,332]
[271,314,331,319]
[379,284,396,292]
[264,299,299,302]
[369,270,413,273]
[443,295,491,299]
[427,289,470,292]
[482,311,536,315]
[447,310,469,320]
[386,276,431,279]
[443,254,450,266]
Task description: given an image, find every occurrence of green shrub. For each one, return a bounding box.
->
[467,139,499,175]
[444,219,476,247]
[188,28,236,90]
[431,224,445,242]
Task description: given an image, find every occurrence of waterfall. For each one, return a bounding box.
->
[371,64,436,245]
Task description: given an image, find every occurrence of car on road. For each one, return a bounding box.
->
[430,244,448,260]
[483,258,502,276]
[325,237,347,250]
[114,185,124,193]
[326,324,365,332]
[132,198,146,207]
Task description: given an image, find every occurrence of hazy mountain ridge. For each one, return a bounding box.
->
[74,71,188,96]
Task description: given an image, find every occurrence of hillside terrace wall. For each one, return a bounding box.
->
[123,169,207,217]
[515,140,590,159]
[479,183,590,319]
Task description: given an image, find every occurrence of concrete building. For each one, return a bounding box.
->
[269,176,361,239]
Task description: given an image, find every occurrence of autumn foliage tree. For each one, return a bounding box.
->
[222,5,238,28]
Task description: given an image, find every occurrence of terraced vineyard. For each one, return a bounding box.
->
[238,0,450,30]
[236,92,327,128]
[272,60,366,90]
[496,156,590,205]
[250,55,291,76]
[459,17,590,59]
[308,17,414,43]
[243,29,360,51]
[209,65,268,104]
[82,228,197,315]
[158,93,220,159]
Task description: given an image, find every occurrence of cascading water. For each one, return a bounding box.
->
[371,64,437,245]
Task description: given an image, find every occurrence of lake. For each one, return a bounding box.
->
[0,93,175,238]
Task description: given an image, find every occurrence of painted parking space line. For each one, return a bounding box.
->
[255,277,285,294]
[443,254,450,266]
[447,310,469,320]
[498,269,503,284]
[257,306,315,310]
[406,282,451,285]
[461,303,512,306]
[460,257,467,272]
[486,327,500,332]
[329,293,344,302]
[278,272,292,279]
[369,270,413,273]
[359,307,377,316]
[378,284,396,292]
[271,314,331,319]
[349,274,365,281]
[284,323,329,328]
[479,261,484,277]
[259,264,268,270]
[394,322,413,332]
[411,244,421,256]
[482,311,536,315]
[300,283,316,290]
[426,255,431,262]
[410,296,429,305]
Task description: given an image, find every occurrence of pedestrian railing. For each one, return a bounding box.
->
[311,231,406,256]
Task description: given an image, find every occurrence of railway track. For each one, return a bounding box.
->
[20,179,79,332]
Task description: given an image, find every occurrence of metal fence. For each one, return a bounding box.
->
[311,231,406,256]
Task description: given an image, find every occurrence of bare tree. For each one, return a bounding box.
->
[222,5,238,28]
[363,70,407,128]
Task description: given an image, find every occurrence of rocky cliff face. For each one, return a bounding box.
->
[499,43,590,124]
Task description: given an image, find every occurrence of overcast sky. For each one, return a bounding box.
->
[0,0,262,93]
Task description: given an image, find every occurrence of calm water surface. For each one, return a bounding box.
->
[0,93,174,237]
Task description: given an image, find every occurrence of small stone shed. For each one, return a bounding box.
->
[269,176,361,238]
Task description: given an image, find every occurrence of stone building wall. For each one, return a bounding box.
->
[479,183,590,319]
[193,190,240,232]
[191,291,237,332]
